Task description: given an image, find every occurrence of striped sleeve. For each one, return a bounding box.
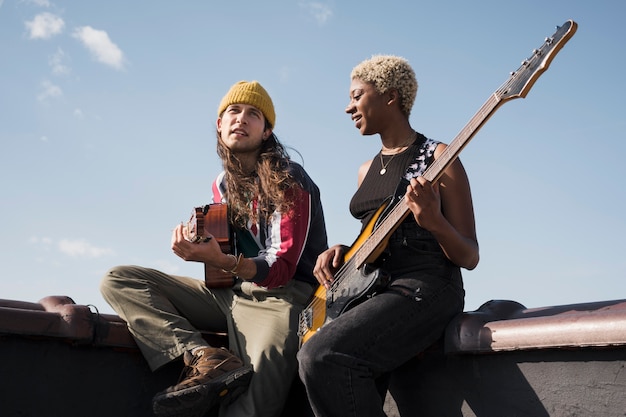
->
[211,171,227,203]
[250,185,312,288]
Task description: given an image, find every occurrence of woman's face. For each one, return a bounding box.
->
[345,78,389,136]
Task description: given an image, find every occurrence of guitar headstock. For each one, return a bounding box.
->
[185,203,231,250]
[498,20,577,101]
[186,206,208,243]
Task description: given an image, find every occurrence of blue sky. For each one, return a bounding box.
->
[1,0,624,315]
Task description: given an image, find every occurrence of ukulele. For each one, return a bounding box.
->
[298,20,578,346]
[186,203,235,288]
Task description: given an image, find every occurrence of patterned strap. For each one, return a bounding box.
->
[392,135,440,199]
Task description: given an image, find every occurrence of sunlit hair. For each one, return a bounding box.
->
[350,54,418,117]
[216,120,297,228]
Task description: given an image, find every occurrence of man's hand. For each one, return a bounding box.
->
[171,224,223,265]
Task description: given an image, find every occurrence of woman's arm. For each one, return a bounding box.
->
[405,143,479,270]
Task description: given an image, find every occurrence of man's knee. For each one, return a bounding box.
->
[99,265,134,297]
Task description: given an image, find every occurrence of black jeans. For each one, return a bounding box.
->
[298,223,464,417]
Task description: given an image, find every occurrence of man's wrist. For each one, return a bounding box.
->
[221,253,243,275]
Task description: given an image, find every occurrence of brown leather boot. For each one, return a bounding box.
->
[152,347,253,417]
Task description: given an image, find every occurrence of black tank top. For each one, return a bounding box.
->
[349,133,437,228]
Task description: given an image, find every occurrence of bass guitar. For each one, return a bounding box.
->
[298,20,578,346]
[186,203,235,288]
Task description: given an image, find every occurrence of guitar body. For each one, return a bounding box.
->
[298,203,393,346]
[298,20,577,346]
[187,203,234,288]
[299,263,390,345]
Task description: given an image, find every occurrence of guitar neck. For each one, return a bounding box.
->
[424,93,502,183]
[351,94,502,267]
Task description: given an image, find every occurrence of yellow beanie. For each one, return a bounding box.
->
[217,80,276,128]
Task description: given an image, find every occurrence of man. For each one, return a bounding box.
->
[101,80,328,417]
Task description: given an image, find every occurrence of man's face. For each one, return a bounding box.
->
[217,103,270,153]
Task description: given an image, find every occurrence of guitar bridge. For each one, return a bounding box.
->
[298,306,313,337]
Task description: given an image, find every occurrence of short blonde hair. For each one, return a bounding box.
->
[350,55,418,117]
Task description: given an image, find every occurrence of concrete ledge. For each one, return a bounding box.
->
[0,295,227,349]
[446,299,626,353]
[4,295,626,416]
[0,295,301,417]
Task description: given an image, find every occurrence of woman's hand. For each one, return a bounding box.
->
[313,244,347,289]
[404,176,444,231]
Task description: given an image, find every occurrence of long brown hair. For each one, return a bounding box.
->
[216,123,298,228]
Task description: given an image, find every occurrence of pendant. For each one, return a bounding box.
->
[379,168,386,175]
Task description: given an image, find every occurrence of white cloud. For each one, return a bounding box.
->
[30,236,114,259]
[25,12,64,39]
[300,1,333,25]
[29,236,53,245]
[72,26,125,70]
[29,0,51,6]
[58,238,114,258]
[37,80,62,102]
[74,108,84,118]
[49,47,70,75]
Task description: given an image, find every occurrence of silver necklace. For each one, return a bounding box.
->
[379,131,416,175]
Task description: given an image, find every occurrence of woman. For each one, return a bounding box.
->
[297,55,479,417]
